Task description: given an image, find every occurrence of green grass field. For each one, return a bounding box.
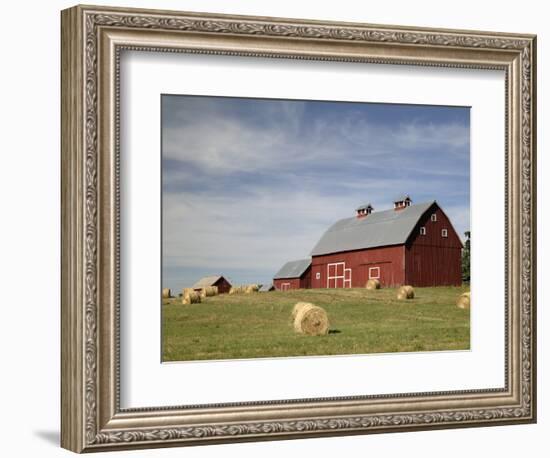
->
[162,286,470,362]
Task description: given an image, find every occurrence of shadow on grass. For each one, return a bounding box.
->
[328,329,342,334]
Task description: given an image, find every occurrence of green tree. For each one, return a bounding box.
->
[462,231,471,283]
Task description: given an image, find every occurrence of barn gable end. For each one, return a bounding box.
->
[404,203,463,286]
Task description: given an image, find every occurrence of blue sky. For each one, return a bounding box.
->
[162,95,470,292]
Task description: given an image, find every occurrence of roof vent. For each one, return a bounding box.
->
[393,194,412,211]
[356,203,373,218]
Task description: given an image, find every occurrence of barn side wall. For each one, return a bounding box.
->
[273,278,301,290]
[311,245,405,288]
[405,205,463,286]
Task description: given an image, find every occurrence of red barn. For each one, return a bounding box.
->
[308,196,463,288]
[273,259,311,291]
[192,275,232,294]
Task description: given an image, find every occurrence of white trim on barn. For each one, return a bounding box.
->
[369,266,380,279]
[280,282,290,291]
[344,268,352,288]
[327,262,345,288]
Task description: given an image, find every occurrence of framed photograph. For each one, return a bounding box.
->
[61,4,537,453]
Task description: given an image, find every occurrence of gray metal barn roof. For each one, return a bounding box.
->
[310,201,436,256]
[192,275,228,289]
[273,259,311,279]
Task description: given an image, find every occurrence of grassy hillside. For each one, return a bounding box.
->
[162,286,470,362]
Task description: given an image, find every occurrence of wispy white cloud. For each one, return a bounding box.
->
[162,190,351,271]
[162,100,469,177]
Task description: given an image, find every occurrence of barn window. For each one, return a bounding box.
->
[441,228,448,237]
[420,226,426,235]
[369,266,380,279]
[431,213,437,222]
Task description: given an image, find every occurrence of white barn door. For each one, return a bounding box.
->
[327,262,348,288]
[344,268,352,288]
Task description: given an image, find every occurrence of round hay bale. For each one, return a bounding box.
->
[396,285,415,300]
[456,292,470,309]
[206,286,218,296]
[182,291,201,305]
[229,285,245,295]
[291,302,312,320]
[293,303,329,336]
[182,287,194,297]
[245,284,259,294]
[366,279,380,290]
[162,288,171,299]
[199,286,218,298]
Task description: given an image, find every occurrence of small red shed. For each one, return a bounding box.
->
[273,259,311,291]
[192,275,232,294]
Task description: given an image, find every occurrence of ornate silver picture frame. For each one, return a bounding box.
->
[61,4,536,453]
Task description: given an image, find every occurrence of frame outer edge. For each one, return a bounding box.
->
[61,4,537,452]
[528,36,537,423]
[61,5,86,453]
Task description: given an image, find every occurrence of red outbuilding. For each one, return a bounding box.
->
[192,275,232,294]
[273,259,311,291]
[308,196,463,288]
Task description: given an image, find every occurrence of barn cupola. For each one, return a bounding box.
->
[356,203,373,218]
[393,194,412,211]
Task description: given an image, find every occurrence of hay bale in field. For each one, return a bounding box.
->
[396,285,415,300]
[200,286,218,298]
[182,291,201,304]
[291,302,312,320]
[162,288,171,299]
[182,287,194,297]
[403,285,414,296]
[229,285,243,295]
[293,303,329,336]
[245,284,259,294]
[365,279,380,290]
[456,292,470,309]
